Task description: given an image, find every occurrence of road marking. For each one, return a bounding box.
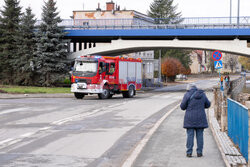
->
[0,138,14,145]
[121,103,180,167]
[0,101,131,149]
[0,131,39,149]
[0,103,126,149]
[0,108,29,115]
[0,138,22,149]
[7,139,22,146]
[20,132,35,138]
[39,126,51,131]
[51,103,125,126]
[0,103,118,149]
[93,109,101,112]
[51,110,99,125]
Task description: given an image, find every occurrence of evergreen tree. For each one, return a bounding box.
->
[0,15,4,81]
[148,0,182,24]
[0,0,22,84]
[35,0,69,86]
[14,7,36,85]
[148,0,190,77]
[163,49,192,68]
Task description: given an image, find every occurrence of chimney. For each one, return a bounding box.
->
[96,3,101,11]
[106,1,115,11]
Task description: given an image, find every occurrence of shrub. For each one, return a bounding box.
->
[161,58,183,82]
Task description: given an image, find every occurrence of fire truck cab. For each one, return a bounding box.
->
[71,55,142,99]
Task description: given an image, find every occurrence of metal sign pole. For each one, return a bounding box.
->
[212,50,223,91]
[219,69,221,86]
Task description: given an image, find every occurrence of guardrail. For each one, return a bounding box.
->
[227,98,249,161]
[35,16,250,30]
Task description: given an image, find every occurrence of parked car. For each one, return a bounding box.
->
[176,74,187,80]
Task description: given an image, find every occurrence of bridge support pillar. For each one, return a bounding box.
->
[79,42,82,51]
[67,42,70,53]
[73,42,77,52]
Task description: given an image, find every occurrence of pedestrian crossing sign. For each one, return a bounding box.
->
[214,60,223,69]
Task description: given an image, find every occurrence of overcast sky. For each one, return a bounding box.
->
[0,0,250,19]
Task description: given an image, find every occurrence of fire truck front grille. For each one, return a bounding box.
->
[78,79,91,84]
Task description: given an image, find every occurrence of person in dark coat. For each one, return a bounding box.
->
[180,83,211,158]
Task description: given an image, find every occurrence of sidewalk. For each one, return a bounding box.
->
[133,107,226,167]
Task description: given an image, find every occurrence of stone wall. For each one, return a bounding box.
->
[228,76,246,100]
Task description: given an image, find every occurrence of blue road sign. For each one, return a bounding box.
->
[212,50,222,61]
[214,60,223,69]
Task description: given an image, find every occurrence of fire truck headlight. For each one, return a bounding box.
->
[94,56,101,59]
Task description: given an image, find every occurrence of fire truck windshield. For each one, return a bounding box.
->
[74,61,98,73]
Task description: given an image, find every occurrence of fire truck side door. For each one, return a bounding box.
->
[98,62,106,83]
[107,62,116,84]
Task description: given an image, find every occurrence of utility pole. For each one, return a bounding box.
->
[158,50,161,82]
[230,0,232,24]
[237,0,240,28]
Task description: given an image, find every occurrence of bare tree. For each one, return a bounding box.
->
[206,51,215,73]
[223,54,238,73]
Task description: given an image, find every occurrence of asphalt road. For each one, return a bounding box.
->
[155,78,219,92]
[0,92,184,167]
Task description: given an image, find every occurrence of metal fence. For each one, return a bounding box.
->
[227,98,249,161]
[35,16,250,30]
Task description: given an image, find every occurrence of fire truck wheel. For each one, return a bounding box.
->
[122,86,135,98]
[98,88,110,99]
[74,93,85,99]
[128,86,135,98]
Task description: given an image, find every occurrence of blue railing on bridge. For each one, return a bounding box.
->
[227,98,249,161]
[35,16,250,30]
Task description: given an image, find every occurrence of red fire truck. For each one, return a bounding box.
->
[71,55,142,99]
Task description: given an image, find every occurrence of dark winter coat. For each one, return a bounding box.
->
[180,87,211,129]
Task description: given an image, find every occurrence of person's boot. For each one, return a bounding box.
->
[186,154,192,157]
[197,153,203,157]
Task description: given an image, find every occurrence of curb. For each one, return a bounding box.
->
[0,93,74,99]
[208,108,247,167]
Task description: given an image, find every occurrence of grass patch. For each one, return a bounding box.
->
[0,85,71,94]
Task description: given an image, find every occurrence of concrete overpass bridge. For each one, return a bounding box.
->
[58,17,250,58]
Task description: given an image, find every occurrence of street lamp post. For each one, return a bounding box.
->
[237,0,240,28]
[230,0,232,24]
[158,50,161,82]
